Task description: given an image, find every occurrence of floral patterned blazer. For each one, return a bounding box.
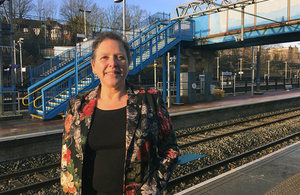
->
[61,82,179,195]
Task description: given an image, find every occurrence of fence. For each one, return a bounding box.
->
[154,77,299,97]
[0,89,21,116]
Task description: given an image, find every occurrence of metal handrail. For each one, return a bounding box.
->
[41,72,94,111]
[22,57,91,108]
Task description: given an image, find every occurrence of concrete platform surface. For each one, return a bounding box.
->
[175,141,300,195]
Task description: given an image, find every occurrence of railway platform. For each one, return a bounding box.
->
[1,89,300,139]
[0,89,300,194]
[175,140,300,195]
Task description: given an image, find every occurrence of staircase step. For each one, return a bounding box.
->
[60,94,69,99]
[49,101,59,107]
[36,109,43,115]
[54,97,66,103]
[71,87,83,91]
[80,81,91,85]
[46,106,54,111]
[78,84,87,88]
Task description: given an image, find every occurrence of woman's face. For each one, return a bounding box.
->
[91,38,129,90]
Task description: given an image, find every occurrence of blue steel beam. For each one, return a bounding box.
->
[194,19,300,50]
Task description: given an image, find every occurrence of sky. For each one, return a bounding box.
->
[54,0,191,17]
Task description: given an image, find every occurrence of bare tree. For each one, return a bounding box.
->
[35,0,58,20]
[35,0,45,20]
[44,0,58,19]
[126,5,149,30]
[103,4,150,32]
[87,4,106,34]
[59,0,94,20]
[15,0,36,18]
[103,4,122,32]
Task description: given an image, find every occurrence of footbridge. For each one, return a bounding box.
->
[24,0,300,120]
[173,0,300,50]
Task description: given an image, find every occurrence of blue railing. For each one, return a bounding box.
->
[27,51,93,116]
[129,20,194,75]
[127,12,171,41]
[30,42,93,85]
[40,55,98,119]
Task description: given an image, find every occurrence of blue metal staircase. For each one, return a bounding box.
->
[24,20,194,120]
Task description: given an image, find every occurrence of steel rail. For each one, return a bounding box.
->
[0,178,59,195]
[0,163,60,195]
[0,163,60,181]
[167,132,300,190]
[176,107,300,139]
[179,113,300,149]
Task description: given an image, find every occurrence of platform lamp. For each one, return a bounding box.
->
[114,0,126,39]
[17,38,24,87]
[79,9,91,41]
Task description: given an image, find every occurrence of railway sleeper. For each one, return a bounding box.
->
[36,174,49,182]
[11,180,23,188]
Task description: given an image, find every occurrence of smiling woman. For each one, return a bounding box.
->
[91,33,130,110]
[61,31,179,195]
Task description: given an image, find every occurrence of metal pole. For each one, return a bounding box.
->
[256,45,261,92]
[19,40,23,86]
[84,10,86,38]
[285,61,287,80]
[154,60,157,89]
[17,92,20,114]
[241,6,244,41]
[13,40,16,68]
[44,24,46,45]
[216,57,219,80]
[234,74,236,96]
[268,60,270,82]
[221,72,224,91]
[10,0,16,114]
[251,46,255,97]
[239,58,243,80]
[123,0,126,39]
[167,52,171,108]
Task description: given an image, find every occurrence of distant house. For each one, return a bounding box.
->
[19,17,71,42]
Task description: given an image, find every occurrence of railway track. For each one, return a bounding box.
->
[166,132,300,192]
[1,108,300,194]
[176,108,300,148]
[0,163,60,195]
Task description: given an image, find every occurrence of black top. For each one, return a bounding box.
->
[88,106,126,195]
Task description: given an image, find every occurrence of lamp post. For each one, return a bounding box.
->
[114,0,126,39]
[18,38,24,87]
[239,58,243,80]
[79,9,91,40]
[216,57,219,80]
